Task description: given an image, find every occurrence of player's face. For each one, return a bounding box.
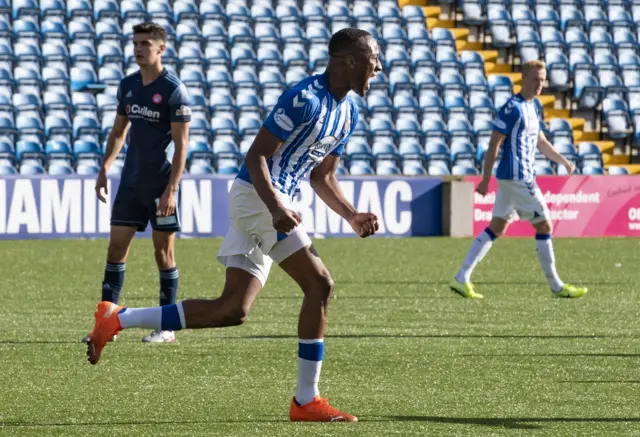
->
[132,34,165,68]
[351,38,382,97]
[525,67,546,97]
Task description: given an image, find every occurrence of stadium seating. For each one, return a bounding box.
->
[0,0,636,176]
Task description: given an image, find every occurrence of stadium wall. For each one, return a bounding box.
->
[1,175,638,240]
[0,176,443,240]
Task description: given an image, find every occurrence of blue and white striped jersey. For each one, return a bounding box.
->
[236,73,358,197]
[494,94,540,182]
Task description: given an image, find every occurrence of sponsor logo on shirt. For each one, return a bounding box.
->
[176,105,191,116]
[126,104,161,119]
[125,90,132,98]
[152,93,163,104]
[274,108,294,131]
[308,136,338,161]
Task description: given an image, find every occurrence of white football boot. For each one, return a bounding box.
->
[141,330,176,343]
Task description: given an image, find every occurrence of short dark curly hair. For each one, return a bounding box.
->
[132,22,167,42]
[328,28,373,57]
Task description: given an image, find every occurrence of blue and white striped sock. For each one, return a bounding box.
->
[159,267,179,307]
[295,339,324,406]
[118,302,186,331]
[535,234,564,292]
[456,227,497,283]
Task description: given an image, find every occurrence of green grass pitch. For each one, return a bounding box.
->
[1,237,639,436]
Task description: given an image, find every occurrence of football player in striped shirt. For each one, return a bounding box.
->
[87,28,382,422]
[450,60,588,300]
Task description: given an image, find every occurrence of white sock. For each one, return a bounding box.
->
[118,307,163,330]
[296,339,324,406]
[535,234,564,292]
[456,228,497,283]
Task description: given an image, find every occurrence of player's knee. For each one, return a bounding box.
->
[304,271,334,304]
[535,221,553,235]
[222,303,249,326]
[107,239,129,262]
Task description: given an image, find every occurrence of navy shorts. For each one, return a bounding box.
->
[111,183,181,232]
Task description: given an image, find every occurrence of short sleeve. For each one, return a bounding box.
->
[263,88,319,141]
[330,104,359,157]
[169,83,192,123]
[493,99,519,135]
[116,83,126,116]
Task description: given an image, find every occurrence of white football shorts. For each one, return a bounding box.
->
[217,179,312,286]
[492,179,550,224]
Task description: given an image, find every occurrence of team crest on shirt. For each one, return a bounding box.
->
[250,233,263,249]
[308,136,338,161]
[152,93,163,104]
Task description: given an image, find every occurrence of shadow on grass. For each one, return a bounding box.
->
[0,418,286,427]
[213,334,636,340]
[370,415,640,429]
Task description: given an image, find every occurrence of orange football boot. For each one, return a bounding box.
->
[86,302,124,365]
[289,396,358,422]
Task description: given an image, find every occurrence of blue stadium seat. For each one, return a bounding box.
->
[609,8,634,31]
[94,0,120,20]
[546,51,571,91]
[68,20,95,41]
[0,163,17,175]
[608,166,630,175]
[73,115,100,142]
[370,118,398,142]
[228,22,256,47]
[350,161,375,176]
[252,3,278,25]
[573,72,604,109]
[0,140,16,164]
[20,163,46,175]
[48,162,74,175]
[190,163,215,174]
[535,163,555,175]
[95,22,122,42]
[302,2,327,24]
[549,118,574,145]
[536,5,560,30]
[431,27,456,48]
[17,117,45,143]
[254,23,280,46]
[516,29,543,63]
[200,2,225,23]
[488,75,513,110]
[419,93,446,120]
[41,0,66,19]
[602,98,632,139]
[445,95,472,121]
[396,118,422,140]
[378,3,403,25]
[488,8,513,48]
[389,70,414,96]
[16,140,45,163]
[440,72,467,99]
[402,160,427,175]
[614,28,638,58]
[582,165,604,175]
[277,3,302,25]
[590,29,615,58]
[147,1,173,22]
[73,139,101,160]
[560,6,586,33]
[0,115,17,142]
[70,67,105,92]
[45,115,72,143]
[598,71,626,101]
[72,92,97,112]
[422,119,450,143]
[448,118,475,142]
[77,163,101,175]
[13,93,42,113]
[584,5,609,32]
[13,0,40,19]
[368,94,395,119]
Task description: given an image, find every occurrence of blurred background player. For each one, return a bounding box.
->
[86,28,382,422]
[450,60,588,300]
[82,22,191,344]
